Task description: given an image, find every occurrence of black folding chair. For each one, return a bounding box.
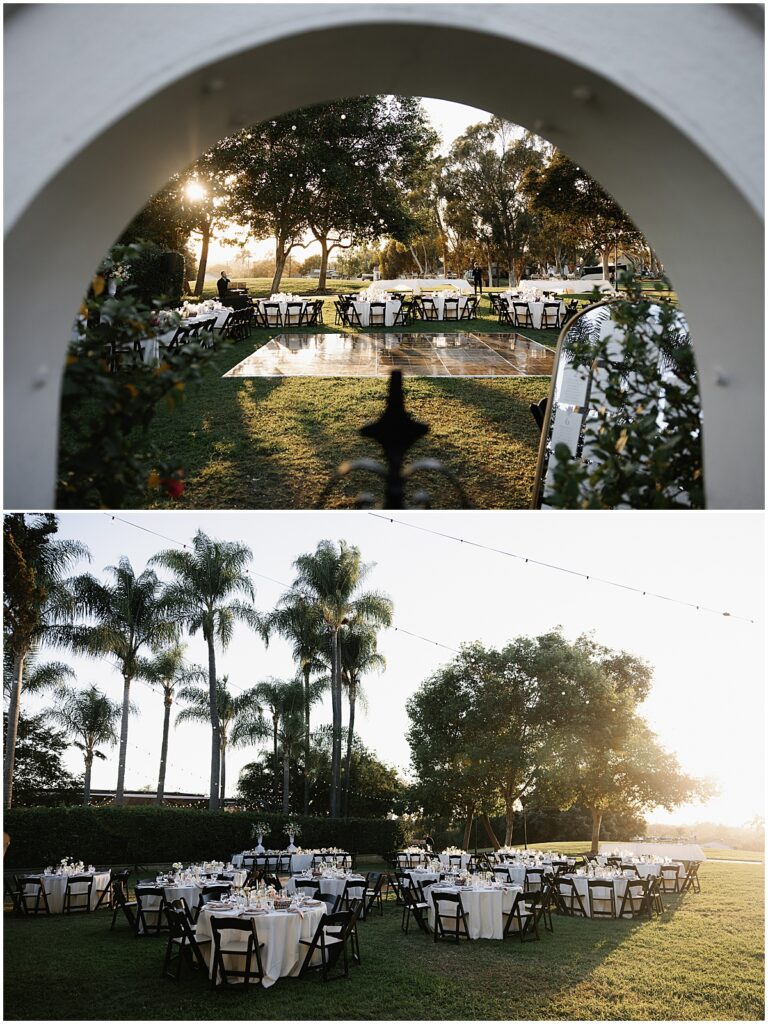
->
[110,883,138,932]
[618,878,650,919]
[442,297,460,321]
[431,890,470,943]
[680,861,701,894]
[210,916,265,988]
[63,874,93,914]
[502,890,539,942]
[587,879,616,919]
[261,303,283,328]
[162,904,211,980]
[460,295,479,320]
[16,876,50,916]
[368,301,387,326]
[401,884,430,934]
[298,908,357,982]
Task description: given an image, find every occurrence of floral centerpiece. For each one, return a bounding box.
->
[283,820,301,853]
[251,821,270,853]
[441,846,465,856]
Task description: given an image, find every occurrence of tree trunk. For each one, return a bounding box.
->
[462,806,474,850]
[3,652,25,809]
[342,686,356,818]
[219,741,227,807]
[270,241,289,295]
[508,260,516,288]
[486,255,494,290]
[408,245,424,276]
[83,751,93,805]
[480,813,501,849]
[329,630,342,818]
[282,747,290,812]
[156,692,172,805]
[114,672,132,806]
[206,634,220,811]
[601,248,610,280]
[302,666,311,815]
[194,220,211,296]
[590,808,603,854]
[504,794,515,846]
[272,718,280,808]
[317,237,329,293]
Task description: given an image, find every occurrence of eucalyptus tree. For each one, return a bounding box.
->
[68,557,178,806]
[260,594,325,812]
[151,531,259,811]
[139,643,205,804]
[49,684,124,804]
[175,676,267,806]
[337,623,386,817]
[3,513,89,808]
[291,540,393,817]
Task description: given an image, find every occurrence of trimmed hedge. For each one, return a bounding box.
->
[3,807,405,870]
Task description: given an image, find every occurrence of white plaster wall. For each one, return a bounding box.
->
[3,3,764,508]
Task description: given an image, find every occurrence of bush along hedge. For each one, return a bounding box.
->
[3,807,406,870]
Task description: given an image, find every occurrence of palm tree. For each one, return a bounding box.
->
[253,677,293,807]
[291,540,393,817]
[175,676,267,806]
[67,557,178,806]
[338,623,386,817]
[48,685,124,804]
[139,644,205,804]
[275,679,307,813]
[3,513,90,808]
[260,594,325,812]
[151,531,259,810]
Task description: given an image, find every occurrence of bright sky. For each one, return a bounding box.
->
[201,97,493,271]
[23,511,764,829]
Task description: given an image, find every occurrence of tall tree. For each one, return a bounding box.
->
[139,643,205,804]
[151,531,259,811]
[3,710,82,806]
[208,96,435,294]
[291,540,393,817]
[68,558,177,806]
[337,623,386,818]
[49,684,124,805]
[525,151,644,278]
[3,514,89,809]
[260,594,325,813]
[175,675,267,805]
[273,677,309,813]
[443,120,544,286]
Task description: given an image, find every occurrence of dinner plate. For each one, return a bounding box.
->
[304,899,321,906]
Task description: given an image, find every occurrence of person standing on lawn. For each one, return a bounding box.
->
[472,264,483,295]
[216,270,230,301]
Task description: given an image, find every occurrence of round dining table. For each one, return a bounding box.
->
[426,883,521,940]
[502,294,566,329]
[26,870,111,914]
[196,902,325,987]
[285,873,366,902]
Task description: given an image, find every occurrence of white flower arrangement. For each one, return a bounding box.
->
[251,822,271,839]
[441,846,466,855]
[172,861,183,871]
[283,821,302,837]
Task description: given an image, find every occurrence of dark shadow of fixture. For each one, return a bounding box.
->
[316,371,471,509]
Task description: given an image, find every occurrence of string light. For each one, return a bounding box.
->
[368,514,757,624]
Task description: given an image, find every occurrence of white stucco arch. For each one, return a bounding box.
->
[4,4,764,508]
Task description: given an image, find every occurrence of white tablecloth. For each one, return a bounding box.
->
[258,298,312,324]
[26,871,110,914]
[422,294,473,320]
[232,852,350,872]
[136,879,233,932]
[347,299,402,327]
[196,904,325,987]
[426,885,520,940]
[406,869,442,889]
[438,853,472,870]
[139,309,232,363]
[502,294,566,329]
[369,278,472,296]
[599,842,705,862]
[286,874,366,902]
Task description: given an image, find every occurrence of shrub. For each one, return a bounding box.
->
[125,244,185,306]
[3,807,406,869]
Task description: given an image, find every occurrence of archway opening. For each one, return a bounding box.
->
[5,10,762,507]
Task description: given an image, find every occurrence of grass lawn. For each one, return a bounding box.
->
[134,293,557,510]
[3,860,763,1020]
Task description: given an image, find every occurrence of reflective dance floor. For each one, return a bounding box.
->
[223,332,555,377]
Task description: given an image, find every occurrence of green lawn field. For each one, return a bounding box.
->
[3,859,763,1020]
